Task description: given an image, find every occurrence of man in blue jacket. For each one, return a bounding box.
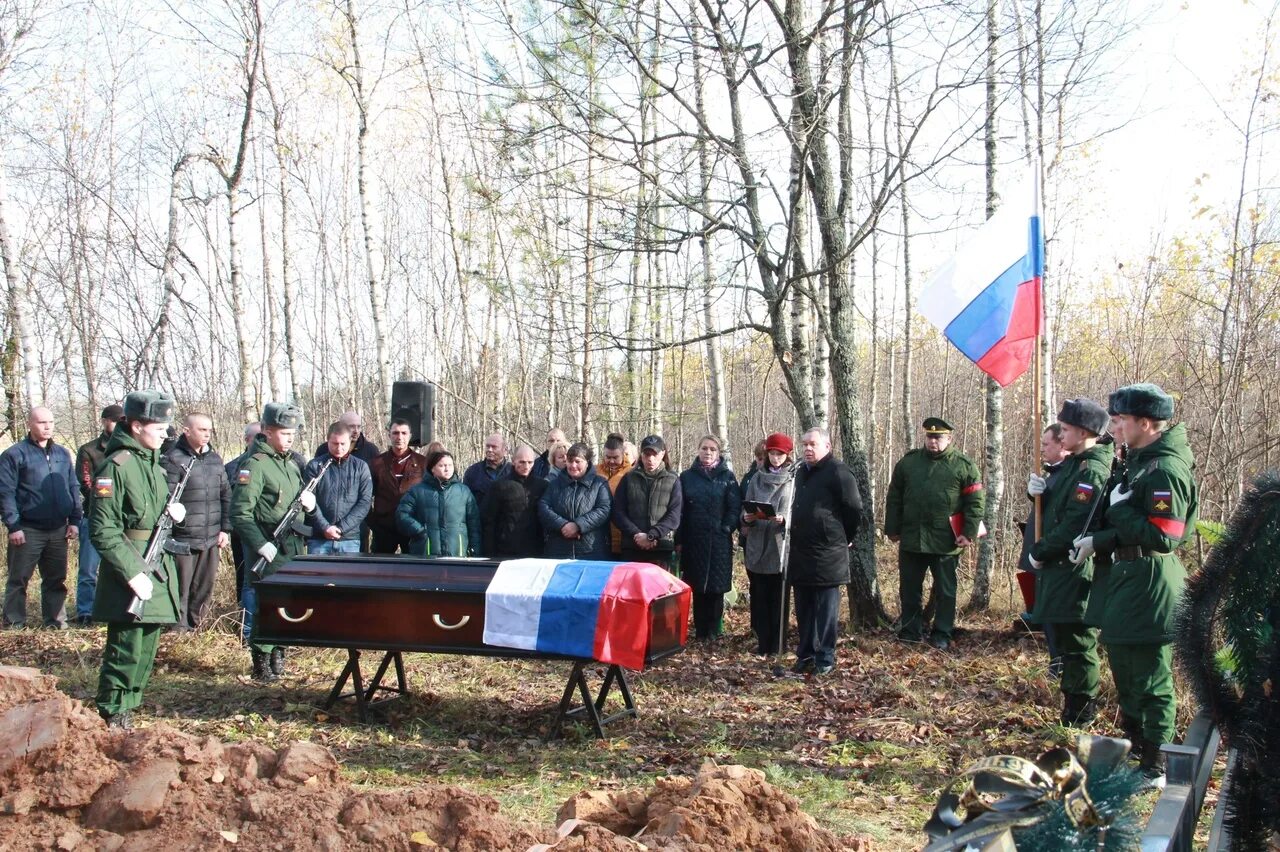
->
[304,422,372,554]
[1,406,83,628]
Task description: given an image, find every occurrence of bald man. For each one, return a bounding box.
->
[463,433,512,504]
[1,406,82,628]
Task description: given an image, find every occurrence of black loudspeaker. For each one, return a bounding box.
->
[390,381,435,447]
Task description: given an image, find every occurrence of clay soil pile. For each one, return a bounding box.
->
[0,666,855,851]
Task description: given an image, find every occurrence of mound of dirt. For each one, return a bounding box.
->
[0,666,861,851]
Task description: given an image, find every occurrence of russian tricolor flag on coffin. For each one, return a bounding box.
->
[482,559,691,670]
[918,169,1044,386]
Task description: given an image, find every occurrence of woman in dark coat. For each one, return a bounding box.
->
[396,451,481,557]
[677,434,743,639]
[538,443,613,559]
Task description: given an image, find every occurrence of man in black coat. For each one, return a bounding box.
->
[787,428,862,676]
[481,445,547,558]
[161,412,232,631]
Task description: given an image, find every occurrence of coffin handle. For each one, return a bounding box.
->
[277,607,314,623]
[432,614,470,631]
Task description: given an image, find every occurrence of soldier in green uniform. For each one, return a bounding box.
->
[91,390,182,729]
[1072,383,1198,784]
[1025,398,1112,726]
[230,402,313,682]
[884,417,985,650]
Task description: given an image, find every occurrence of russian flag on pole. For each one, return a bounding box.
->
[482,559,691,670]
[918,169,1044,386]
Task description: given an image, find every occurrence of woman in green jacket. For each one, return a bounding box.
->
[396,451,481,557]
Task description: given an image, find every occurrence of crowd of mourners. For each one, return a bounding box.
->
[3,383,1199,788]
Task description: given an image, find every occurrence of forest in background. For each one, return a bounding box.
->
[1,0,1277,617]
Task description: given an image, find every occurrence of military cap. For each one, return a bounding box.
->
[122,390,175,424]
[922,417,954,435]
[1107,383,1174,421]
[261,402,304,429]
[1057,397,1109,437]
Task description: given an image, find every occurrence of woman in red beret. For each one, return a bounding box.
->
[740,432,796,656]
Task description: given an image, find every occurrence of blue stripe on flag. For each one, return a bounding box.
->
[535,561,616,658]
[944,217,1042,362]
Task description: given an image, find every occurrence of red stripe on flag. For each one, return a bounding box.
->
[962,483,984,495]
[592,563,691,670]
[974,277,1041,386]
[1149,516,1186,538]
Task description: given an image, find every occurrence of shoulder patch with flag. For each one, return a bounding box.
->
[237,469,252,485]
[1150,489,1173,515]
[94,477,114,498]
[1074,482,1095,503]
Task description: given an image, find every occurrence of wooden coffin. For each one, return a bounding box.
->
[253,555,686,666]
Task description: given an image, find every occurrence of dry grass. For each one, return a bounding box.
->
[1,552,1206,850]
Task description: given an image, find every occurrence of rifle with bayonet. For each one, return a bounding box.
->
[126,456,196,620]
[249,458,332,579]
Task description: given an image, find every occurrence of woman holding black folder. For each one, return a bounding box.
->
[740,433,795,656]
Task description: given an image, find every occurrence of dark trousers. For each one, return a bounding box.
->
[3,525,69,628]
[1052,621,1100,698]
[897,549,958,641]
[691,591,724,639]
[96,622,164,716]
[793,584,840,667]
[369,525,412,555]
[230,532,247,605]
[748,571,786,655]
[174,546,220,631]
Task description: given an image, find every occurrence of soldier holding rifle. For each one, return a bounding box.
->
[1024,398,1112,727]
[230,402,316,682]
[90,390,183,728]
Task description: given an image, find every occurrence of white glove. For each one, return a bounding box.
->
[257,542,278,563]
[298,491,317,512]
[127,573,154,601]
[1109,484,1131,507]
[166,501,186,523]
[1070,535,1095,565]
[1027,474,1047,497]
[1028,555,1043,570]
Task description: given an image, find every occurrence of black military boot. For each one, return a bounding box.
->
[1061,694,1100,726]
[1139,739,1167,788]
[251,650,277,682]
[269,647,287,678]
[1119,713,1143,757]
[101,709,133,730]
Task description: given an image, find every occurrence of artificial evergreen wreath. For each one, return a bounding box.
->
[1176,469,1280,849]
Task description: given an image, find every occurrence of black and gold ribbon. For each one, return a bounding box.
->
[922,736,1130,851]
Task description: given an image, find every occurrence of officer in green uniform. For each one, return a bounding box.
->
[91,390,182,729]
[1072,383,1197,784]
[884,417,985,650]
[1025,398,1112,726]
[230,402,313,682]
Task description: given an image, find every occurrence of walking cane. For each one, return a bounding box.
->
[770,463,800,677]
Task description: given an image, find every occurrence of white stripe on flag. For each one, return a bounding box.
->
[918,171,1037,330]
[482,558,564,650]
